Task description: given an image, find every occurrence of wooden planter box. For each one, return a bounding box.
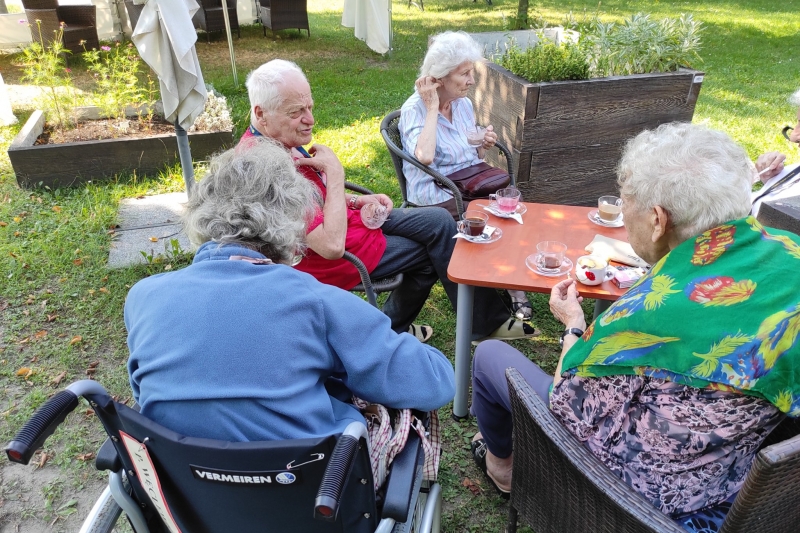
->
[8,110,234,189]
[470,61,704,206]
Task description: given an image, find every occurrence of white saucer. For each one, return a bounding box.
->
[459,227,503,244]
[588,209,624,228]
[487,201,527,217]
[525,255,573,277]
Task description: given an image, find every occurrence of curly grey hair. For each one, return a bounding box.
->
[420,31,484,79]
[790,88,800,108]
[617,122,752,242]
[183,139,320,264]
[246,59,307,121]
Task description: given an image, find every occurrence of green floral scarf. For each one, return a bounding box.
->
[561,216,800,416]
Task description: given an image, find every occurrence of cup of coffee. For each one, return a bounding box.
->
[575,255,614,286]
[465,125,487,146]
[535,241,567,273]
[494,187,521,213]
[598,195,623,222]
[457,210,489,237]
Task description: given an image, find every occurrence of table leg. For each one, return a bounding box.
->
[593,299,612,319]
[452,283,474,420]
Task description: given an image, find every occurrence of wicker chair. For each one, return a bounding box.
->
[379,109,515,216]
[192,0,240,43]
[22,0,99,54]
[342,182,402,308]
[505,367,800,533]
[259,0,310,38]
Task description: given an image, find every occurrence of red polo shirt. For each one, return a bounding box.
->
[239,129,386,289]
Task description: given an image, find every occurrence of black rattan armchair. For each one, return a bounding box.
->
[343,181,402,307]
[505,367,800,533]
[123,0,143,33]
[380,109,515,217]
[192,0,240,43]
[259,0,310,38]
[22,0,99,54]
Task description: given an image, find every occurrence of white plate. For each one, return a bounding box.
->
[457,227,503,244]
[487,201,527,217]
[525,255,573,277]
[588,209,624,228]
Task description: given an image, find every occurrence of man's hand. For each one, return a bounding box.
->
[755,152,787,183]
[415,76,441,112]
[357,194,394,213]
[549,279,587,330]
[295,144,345,186]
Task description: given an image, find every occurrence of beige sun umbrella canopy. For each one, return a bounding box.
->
[131,0,208,195]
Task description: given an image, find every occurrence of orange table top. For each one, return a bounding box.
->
[447,201,631,301]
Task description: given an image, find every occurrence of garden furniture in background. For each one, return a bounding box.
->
[342,0,391,54]
[123,0,143,32]
[506,367,800,533]
[258,0,310,38]
[192,0,240,43]
[21,0,99,53]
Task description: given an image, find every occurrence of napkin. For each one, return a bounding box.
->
[482,204,523,224]
[585,235,649,268]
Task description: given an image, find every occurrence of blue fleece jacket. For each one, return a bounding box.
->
[125,242,455,442]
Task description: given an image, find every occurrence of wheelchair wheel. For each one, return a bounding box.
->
[79,485,123,533]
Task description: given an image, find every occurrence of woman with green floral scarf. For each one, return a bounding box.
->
[470,123,800,532]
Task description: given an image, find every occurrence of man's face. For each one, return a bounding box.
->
[256,72,315,147]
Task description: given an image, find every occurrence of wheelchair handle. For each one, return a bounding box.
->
[314,434,360,522]
[5,380,108,465]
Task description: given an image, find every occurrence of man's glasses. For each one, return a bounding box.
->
[783,125,794,142]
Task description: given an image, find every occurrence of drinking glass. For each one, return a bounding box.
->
[495,187,521,213]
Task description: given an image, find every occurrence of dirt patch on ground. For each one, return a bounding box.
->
[41,117,175,145]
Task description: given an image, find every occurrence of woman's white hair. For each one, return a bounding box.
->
[420,31,484,79]
[183,138,320,264]
[245,59,307,122]
[617,122,753,242]
[789,88,800,108]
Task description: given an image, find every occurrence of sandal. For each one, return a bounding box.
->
[470,438,510,499]
[408,324,433,343]
[509,294,533,320]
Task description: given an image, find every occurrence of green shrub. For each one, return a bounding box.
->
[498,38,590,83]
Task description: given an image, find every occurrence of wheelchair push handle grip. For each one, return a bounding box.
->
[5,390,80,465]
[314,434,360,522]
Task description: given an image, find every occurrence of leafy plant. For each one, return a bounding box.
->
[16,20,76,130]
[585,13,703,77]
[498,37,590,83]
[82,42,150,123]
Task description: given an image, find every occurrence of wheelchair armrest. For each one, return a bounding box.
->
[95,437,122,472]
[382,430,424,522]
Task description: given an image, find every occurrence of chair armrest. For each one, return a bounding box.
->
[345,182,374,196]
[95,437,122,472]
[379,128,464,215]
[342,251,377,307]
[382,430,424,522]
[506,368,685,532]
[494,139,515,186]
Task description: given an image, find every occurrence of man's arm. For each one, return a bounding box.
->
[297,145,349,259]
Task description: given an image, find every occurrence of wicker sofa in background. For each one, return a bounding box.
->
[506,367,800,533]
[258,0,310,38]
[22,0,99,54]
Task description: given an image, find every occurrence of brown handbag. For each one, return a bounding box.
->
[443,162,511,201]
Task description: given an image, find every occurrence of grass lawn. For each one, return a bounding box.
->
[0,0,798,531]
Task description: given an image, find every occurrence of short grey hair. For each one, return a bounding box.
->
[245,59,307,120]
[420,31,484,79]
[617,122,752,242]
[183,139,320,264]
[789,88,800,108]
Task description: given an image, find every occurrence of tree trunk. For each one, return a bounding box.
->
[0,1,8,15]
[514,0,529,30]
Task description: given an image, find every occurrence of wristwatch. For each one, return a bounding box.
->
[559,328,584,346]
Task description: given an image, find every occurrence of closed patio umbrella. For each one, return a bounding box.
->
[131,0,207,197]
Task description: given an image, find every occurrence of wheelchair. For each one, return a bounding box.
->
[5,380,442,533]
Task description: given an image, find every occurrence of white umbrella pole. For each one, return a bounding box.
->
[220,0,239,88]
[174,121,196,197]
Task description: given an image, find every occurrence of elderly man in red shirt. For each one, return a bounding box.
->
[240,59,536,343]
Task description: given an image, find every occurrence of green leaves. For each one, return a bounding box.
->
[498,38,590,83]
